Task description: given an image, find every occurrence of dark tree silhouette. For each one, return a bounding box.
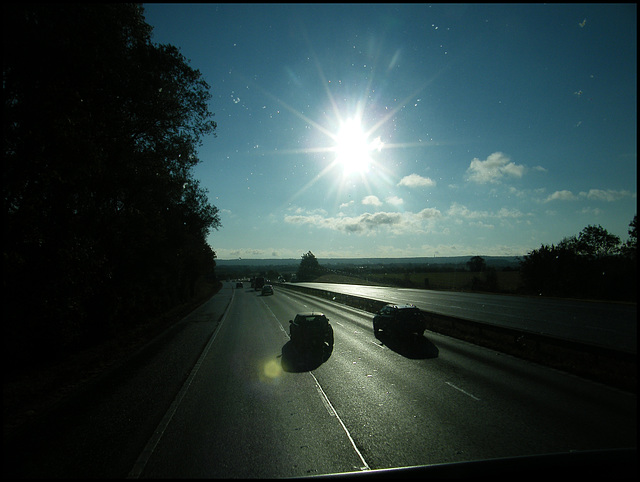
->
[620,215,636,261]
[466,256,486,272]
[3,4,220,366]
[519,219,636,301]
[297,251,325,281]
[573,225,621,259]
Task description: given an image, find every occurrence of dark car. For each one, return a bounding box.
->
[236,281,243,288]
[261,284,274,295]
[289,312,334,360]
[373,303,426,338]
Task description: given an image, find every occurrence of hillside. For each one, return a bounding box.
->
[325,255,521,267]
[215,255,521,268]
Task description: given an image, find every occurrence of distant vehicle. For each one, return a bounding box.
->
[236,282,243,288]
[289,312,334,361]
[254,276,265,291]
[373,303,426,338]
[261,284,273,295]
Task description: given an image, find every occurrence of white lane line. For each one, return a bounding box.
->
[310,372,371,471]
[264,294,369,470]
[262,302,288,336]
[445,381,481,401]
[127,290,235,478]
[314,383,336,417]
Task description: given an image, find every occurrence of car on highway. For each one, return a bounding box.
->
[289,312,334,361]
[236,281,243,288]
[261,284,274,295]
[373,303,426,338]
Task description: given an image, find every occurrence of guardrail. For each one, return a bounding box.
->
[274,282,636,393]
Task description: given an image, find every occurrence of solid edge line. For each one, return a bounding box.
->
[127,289,236,478]
[310,372,371,471]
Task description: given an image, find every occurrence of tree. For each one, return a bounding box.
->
[621,215,637,261]
[519,220,635,301]
[297,251,324,281]
[519,242,583,297]
[466,256,486,272]
[3,4,220,365]
[574,225,621,259]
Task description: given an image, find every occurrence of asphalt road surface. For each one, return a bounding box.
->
[290,282,637,353]
[136,284,635,477]
[4,282,636,478]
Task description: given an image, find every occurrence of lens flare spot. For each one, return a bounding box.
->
[262,359,282,380]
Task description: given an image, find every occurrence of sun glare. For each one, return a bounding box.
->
[243,37,432,203]
[334,119,383,175]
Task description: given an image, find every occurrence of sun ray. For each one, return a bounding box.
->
[232,31,456,209]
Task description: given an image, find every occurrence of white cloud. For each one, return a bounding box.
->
[469,221,495,229]
[397,173,436,188]
[284,207,442,236]
[544,190,577,202]
[496,207,524,218]
[385,196,404,206]
[418,207,441,219]
[362,195,382,206]
[220,208,234,219]
[466,152,525,184]
[357,212,403,230]
[501,162,525,178]
[544,188,635,203]
[578,189,635,202]
[447,202,523,219]
[283,213,326,226]
[447,202,489,219]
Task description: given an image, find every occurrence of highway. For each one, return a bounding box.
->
[137,284,635,477]
[4,282,636,478]
[288,282,638,354]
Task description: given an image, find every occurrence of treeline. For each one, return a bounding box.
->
[519,220,637,301]
[3,5,220,368]
[293,218,637,302]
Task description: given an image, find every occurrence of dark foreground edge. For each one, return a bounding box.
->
[303,448,637,480]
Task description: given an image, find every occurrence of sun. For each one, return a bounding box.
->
[333,118,383,176]
[238,49,432,202]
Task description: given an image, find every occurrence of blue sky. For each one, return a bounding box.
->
[142,3,636,260]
